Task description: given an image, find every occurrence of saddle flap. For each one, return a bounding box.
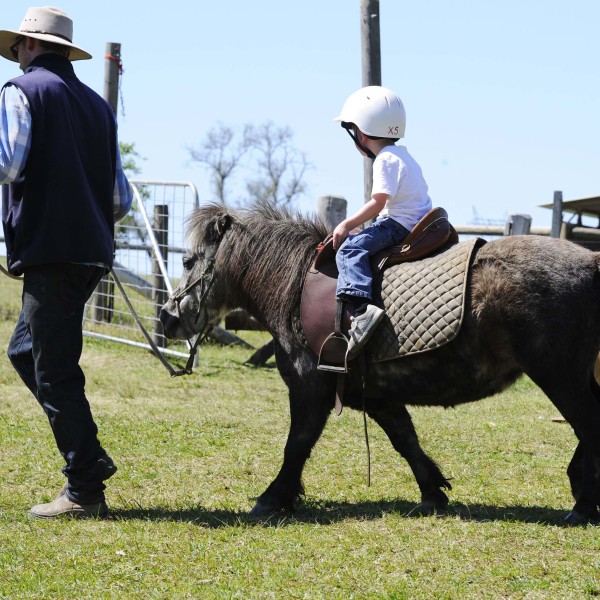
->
[300,266,353,360]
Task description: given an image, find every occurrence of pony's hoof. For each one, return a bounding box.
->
[564,510,598,526]
[410,501,442,517]
[249,502,274,517]
[250,501,287,518]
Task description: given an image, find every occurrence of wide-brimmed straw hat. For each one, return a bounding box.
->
[0,6,91,62]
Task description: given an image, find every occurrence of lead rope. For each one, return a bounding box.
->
[110,267,208,377]
[0,262,22,281]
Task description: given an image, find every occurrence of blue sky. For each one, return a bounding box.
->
[2,1,598,228]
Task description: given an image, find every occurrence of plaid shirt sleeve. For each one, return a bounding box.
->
[0,83,32,184]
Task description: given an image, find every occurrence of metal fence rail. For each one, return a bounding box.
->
[83,180,199,358]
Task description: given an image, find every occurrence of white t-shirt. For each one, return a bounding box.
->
[372,144,432,231]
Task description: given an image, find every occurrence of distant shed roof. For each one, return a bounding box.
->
[540,196,600,218]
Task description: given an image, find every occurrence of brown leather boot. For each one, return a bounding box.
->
[30,494,109,519]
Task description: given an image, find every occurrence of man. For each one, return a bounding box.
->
[0,7,132,518]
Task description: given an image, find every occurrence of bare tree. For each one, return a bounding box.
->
[188,123,251,204]
[188,121,310,207]
[245,122,309,205]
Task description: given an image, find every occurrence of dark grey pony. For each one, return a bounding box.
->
[160,201,600,525]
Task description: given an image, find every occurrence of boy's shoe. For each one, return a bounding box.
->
[30,494,109,519]
[346,304,385,359]
[57,453,117,498]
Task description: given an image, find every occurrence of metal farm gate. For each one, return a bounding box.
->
[84,180,199,357]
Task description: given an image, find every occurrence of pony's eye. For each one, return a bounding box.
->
[182,255,195,270]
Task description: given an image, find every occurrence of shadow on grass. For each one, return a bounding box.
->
[110,498,575,528]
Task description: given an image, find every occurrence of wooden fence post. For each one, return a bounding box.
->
[317,195,347,230]
[504,214,532,236]
[103,42,121,114]
[153,205,169,348]
[551,190,564,239]
[92,275,114,323]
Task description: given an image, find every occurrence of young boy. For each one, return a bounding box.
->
[333,85,432,358]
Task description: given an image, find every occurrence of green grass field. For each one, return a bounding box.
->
[0,318,599,599]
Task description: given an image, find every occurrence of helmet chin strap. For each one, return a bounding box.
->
[341,122,375,160]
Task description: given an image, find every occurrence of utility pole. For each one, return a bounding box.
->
[360,0,381,204]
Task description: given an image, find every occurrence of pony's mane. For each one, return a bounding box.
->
[187,201,329,331]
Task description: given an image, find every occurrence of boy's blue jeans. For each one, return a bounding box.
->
[7,263,110,504]
[336,217,410,300]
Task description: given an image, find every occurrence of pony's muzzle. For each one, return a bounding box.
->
[159,306,183,339]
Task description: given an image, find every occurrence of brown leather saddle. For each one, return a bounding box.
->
[300,207,459,374]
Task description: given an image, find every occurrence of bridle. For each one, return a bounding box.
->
[169,254,217,354]
[165,216,232,374]
[169,256,215,308]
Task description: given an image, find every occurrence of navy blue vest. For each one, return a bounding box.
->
[2,54,117,275]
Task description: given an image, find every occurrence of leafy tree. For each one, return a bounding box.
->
[119,141,143,176]
[188,121,310,207]
[115,142,148,245]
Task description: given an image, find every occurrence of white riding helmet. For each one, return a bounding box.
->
[334,85,406,139]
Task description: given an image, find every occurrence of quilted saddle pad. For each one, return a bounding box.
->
[367,238,483,363]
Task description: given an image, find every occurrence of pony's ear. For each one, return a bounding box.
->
[208,212,233,243]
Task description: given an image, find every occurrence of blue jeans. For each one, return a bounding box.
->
[7,263,109,504]
[336,217,410,300]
